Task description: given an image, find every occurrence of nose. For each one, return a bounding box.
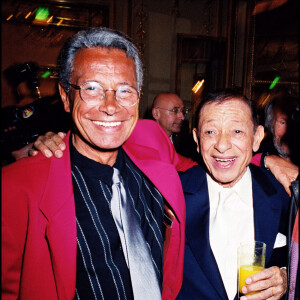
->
[177,111,185,120]
[99,90,120,115]
[214,132,232,153]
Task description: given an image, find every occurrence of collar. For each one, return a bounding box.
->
[69,136,126,186]
[207,167,253,209]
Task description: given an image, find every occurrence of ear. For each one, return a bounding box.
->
[252,125,264,152]
[58,83,71,113]
[192,128,200,153]
[152,107,160,121]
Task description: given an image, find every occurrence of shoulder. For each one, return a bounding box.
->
[3,154,52,183]
[128,119,170,145]
[250,164,288,194]
[180,164,206,178]
[2,155,54,210]
[179,165,206,193]
[124,119,178,163]
[3,138,71,193]
[3,131,72,181]
[249,164,290,210]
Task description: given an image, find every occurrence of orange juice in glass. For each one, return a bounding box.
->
[237,241,266,298]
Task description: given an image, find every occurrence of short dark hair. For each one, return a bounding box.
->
[194,89,258,131]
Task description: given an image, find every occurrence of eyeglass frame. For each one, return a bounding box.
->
[156,107,190,116]
[65,81,140,107]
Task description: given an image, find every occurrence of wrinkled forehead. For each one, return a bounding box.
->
[199,98,253,123]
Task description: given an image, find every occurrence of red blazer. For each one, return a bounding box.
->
[2,120,196,300]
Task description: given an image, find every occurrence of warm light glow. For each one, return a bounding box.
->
[261,94,270,106]
[25,11,32,19]
[6,14,13,21]
[47,16,54,23]
[192,79,204,94]
[57,19,63,26]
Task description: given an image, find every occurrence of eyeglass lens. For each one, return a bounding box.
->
[79,82,138,107]
[170,108,188,116]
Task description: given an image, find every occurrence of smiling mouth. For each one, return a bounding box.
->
[215,157,236,166]
[92,121,121,127]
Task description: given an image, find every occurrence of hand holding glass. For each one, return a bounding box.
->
[237,241,266,298]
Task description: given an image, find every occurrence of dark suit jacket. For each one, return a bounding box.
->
[177,164,290,300]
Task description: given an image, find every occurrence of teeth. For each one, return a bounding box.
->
[215,158,236,162]
[93,121,121,127]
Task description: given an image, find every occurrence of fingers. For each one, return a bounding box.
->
[11,143,34,161]
[29,131,67,158]
[270,165,292,196]
[28,146,39,157]
[241,267,287,300]
[57,132,67,142]
[265,155,299,188]
[288,170,298,182]
[279,175,292,197]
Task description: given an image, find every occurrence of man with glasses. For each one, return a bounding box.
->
[2,27,191,300]
[152,92,189,143]
[151,92,198,165]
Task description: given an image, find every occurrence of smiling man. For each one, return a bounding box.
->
[2,28,190,300]
[152,92,187,141]
[177,90,290,300]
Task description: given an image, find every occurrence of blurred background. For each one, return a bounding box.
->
[2,0,298,113]
[1,0,298,164]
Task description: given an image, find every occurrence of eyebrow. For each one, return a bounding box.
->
[203,118,244,123]
[118,82,132,86]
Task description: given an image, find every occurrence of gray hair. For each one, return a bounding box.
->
[58,27,143,93]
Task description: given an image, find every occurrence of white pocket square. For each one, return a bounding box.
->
[274,232,287,248]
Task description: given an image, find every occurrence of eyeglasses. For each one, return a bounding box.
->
[67,81,139,107]
[157,107,190,116]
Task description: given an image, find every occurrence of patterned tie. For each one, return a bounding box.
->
[110,168,161,300]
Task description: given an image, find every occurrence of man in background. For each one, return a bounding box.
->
[152,92,187,143]
[152,92,199,162]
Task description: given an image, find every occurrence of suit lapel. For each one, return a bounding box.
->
[123,142,185,222]
[250,166,282,263]
[184,165,282,300]
[39,133,77,299]
[184,168,228,299]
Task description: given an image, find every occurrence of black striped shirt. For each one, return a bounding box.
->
[70,141,164,300]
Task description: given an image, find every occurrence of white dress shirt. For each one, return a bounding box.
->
[207,167,255,300]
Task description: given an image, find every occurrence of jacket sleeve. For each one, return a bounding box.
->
[2,164,30,299]
[1,157,50,299]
